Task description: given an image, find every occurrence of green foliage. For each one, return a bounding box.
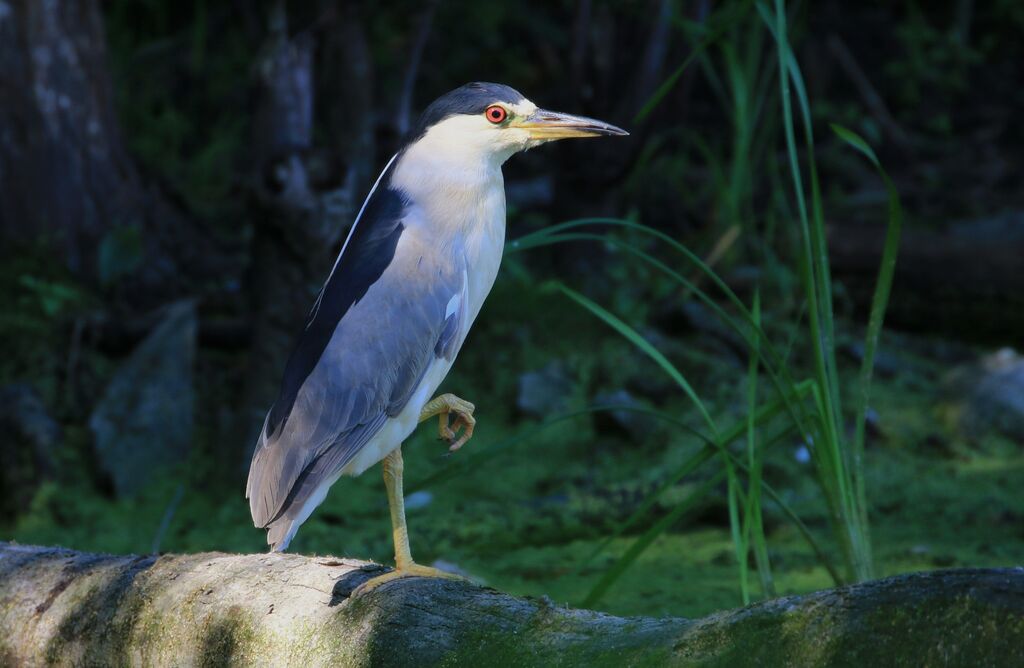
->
[761,0,904,583]
[0,248,94,403]
[17,276,88,320]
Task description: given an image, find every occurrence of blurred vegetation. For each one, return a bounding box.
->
[3,0,1024,620]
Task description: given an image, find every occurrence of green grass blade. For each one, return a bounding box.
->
[830,123,881,167]
[760,0,875,581]
[744,290,775,598]
[831,123,903,562]
[737,289,758,604]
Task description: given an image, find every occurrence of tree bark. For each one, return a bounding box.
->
[0,0,195,299]
[0,0,137,273]
[2,543,1023,666]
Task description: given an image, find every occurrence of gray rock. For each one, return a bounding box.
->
[516,361,573,418]
[0,384,61,460]
[89,300,197,497]
[943,348,1024,443]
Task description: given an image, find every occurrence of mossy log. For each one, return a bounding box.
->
[2,543,1023,666]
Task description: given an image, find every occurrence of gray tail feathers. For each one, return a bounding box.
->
[244,412,272,516]
[266,518,297,552]
[246,412,293,551]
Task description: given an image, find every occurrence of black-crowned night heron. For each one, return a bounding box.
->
[246,82,626,590]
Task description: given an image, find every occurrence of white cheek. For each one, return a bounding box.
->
[401,112,534,170]
[499,127,533,151]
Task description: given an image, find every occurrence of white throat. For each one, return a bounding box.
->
[393,121,507,190]
[389,116,519,240]
[390,99,539,201]
[389,114,512,324]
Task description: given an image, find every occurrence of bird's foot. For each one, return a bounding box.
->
[352,562,463,596]
[420,393,476,452]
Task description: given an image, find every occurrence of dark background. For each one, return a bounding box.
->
[2,0,1023,617]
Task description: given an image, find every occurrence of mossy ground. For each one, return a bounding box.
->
[8,280,1024,620]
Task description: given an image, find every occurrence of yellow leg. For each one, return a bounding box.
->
[353,447,461,595]
[419,393,476,451]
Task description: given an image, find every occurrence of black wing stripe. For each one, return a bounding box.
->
[306,152,400,328]
[265,159,407,440]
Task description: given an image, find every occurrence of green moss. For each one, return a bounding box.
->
[197,605,259,667]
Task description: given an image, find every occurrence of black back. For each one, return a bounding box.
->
[265,167,407,440]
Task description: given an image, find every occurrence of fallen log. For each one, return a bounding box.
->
[828,219,1024,345]
[1,543,1022,666]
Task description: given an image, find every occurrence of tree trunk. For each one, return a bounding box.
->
[2,543,1022,666]
[0,0,193,299]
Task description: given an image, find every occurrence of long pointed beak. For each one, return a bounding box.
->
[515,109,629,140]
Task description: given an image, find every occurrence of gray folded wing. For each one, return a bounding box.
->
[245,181,466,536]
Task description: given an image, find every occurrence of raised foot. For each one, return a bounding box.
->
[420,393,476,452]
[353,563,464,596]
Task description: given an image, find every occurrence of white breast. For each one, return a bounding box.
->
[460,187,506,330]
[391,132,508,336]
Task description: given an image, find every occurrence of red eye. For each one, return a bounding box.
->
[485,105,508,124]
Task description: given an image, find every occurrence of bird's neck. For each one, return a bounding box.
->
[390,138,508,321]
[390,138,508,238]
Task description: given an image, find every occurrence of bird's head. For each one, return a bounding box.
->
[408,82,628,168]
